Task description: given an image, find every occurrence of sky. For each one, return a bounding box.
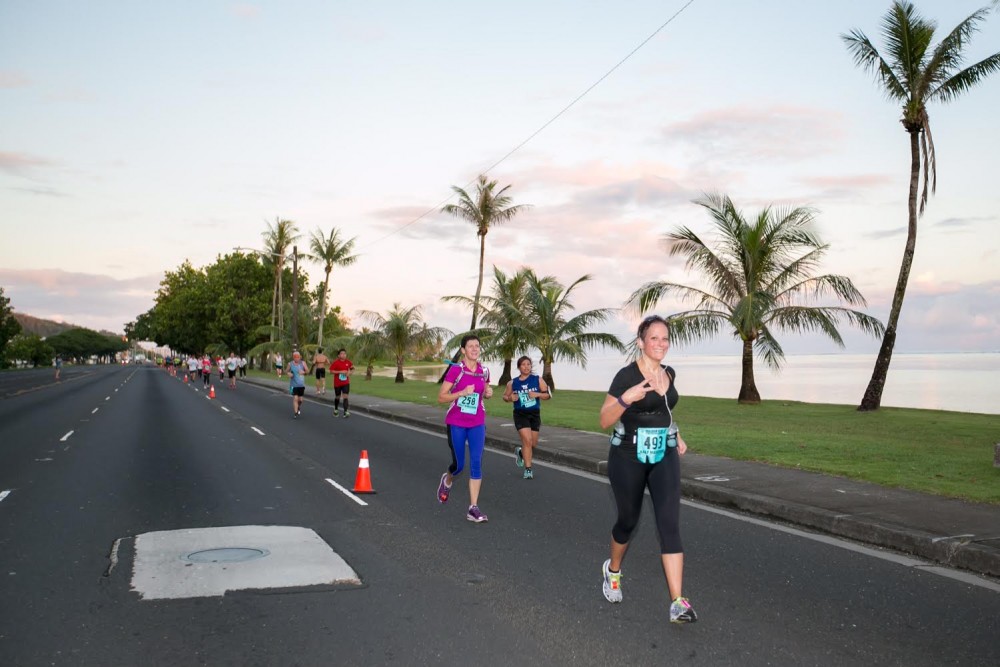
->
[2,0,999,356]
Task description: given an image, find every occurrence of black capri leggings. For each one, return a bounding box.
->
[607,445,683,554]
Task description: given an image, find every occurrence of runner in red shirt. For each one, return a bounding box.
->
[330,349,354,418]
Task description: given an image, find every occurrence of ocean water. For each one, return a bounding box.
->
[388,353,1000,415]
[540,352,1000,415]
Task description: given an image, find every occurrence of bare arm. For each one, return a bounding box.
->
[536,378,552,400]
[438,380,474,404]
[502,381,514,402]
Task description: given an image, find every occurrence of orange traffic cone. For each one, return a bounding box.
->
[183,374,189,383]
[352,450,376,494]
[209,385,216,399]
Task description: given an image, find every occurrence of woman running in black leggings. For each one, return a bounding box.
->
[598,315,697,623]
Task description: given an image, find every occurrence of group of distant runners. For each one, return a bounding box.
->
[284,348,354,419]
[180,352,247,389]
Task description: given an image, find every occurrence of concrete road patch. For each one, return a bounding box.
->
[131,525,360,600]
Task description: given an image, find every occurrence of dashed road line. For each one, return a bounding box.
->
[92,408,99,414]
[0,490,11,503]
[60,430,74,442]
[325,478,368,507]
[221,406,230,413]
[251,427,265,435]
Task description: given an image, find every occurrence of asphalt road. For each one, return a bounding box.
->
[1,365,997,666]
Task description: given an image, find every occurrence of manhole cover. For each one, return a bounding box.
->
[182,547,270,563]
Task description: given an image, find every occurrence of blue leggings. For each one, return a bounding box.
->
[447,424,486,480]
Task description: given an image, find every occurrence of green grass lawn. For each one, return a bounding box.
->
[248,368,1000,504]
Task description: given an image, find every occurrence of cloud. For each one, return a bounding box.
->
[228,4,260,19]
[796,173,896,201]
[0,150,54,177]
[0,268,162,334]
[6,186,69,197]
[366,204,468,242]
[0,71,30,88]
[934,216,994,230]
[660,106,845,163]
[864,227,906,240]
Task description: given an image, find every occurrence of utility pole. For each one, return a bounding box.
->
[291,245,298,352]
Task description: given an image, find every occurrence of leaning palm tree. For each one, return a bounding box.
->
[442,175,530,333]
[626,193,885,404]
[520,271,625,390]
[308,226,358,346]
[358,303,451,383]
[843,1,1000,411]
[262,218,300,345]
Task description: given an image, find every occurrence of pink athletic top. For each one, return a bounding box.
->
[444,362,489,428]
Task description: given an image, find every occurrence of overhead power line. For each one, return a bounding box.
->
[364,0,699,247]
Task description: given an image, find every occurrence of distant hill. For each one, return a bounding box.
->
[13,313,119,338]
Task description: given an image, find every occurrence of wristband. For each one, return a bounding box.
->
[617,396,631,409]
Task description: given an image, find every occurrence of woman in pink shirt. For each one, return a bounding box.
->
[435,334,493,523]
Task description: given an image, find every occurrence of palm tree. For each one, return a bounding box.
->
[626,193,885,404]
[843,1,1000,411]
[442,266,542,385]
[308,226,358,346]
[358,304,451,383]
[521,271,625,390]
[442,175,530,333]
[350,328,386,381]
[262,218,300,346]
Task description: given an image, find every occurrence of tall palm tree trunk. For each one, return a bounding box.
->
[470,235,486,331]
[738,339,761,404]
[498,358,513,386]
[541,357,555,391]
[438,236,488,384]
[277,266,284,336]
[317,271,331,346]
[859,130,920,411]
[270,275,278,339]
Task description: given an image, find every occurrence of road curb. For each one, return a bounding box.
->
[242,377,1000,579]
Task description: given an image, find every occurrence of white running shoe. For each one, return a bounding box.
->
[602,559,622,603]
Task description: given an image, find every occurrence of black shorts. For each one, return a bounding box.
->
[291,386,305,397]
[227,369,236,378]
[334,384,350,396]
[315,368,326,379]
[513,411,541,431]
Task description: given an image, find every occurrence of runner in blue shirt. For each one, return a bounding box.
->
[288,350,309,418]
[502,356,550,479]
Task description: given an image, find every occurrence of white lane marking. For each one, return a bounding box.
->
[931,534,975,543]
[105,396,110,401]
[92,408,99,414]
[114,388,118,392]
[0,490,11,503]
[688,501,1000,594]
[360,413,1000,593]
[221,406,230,413]
[325,478,368,506]
[239,383,998,591]
[60,430,74,441]
[251,427,265,435]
